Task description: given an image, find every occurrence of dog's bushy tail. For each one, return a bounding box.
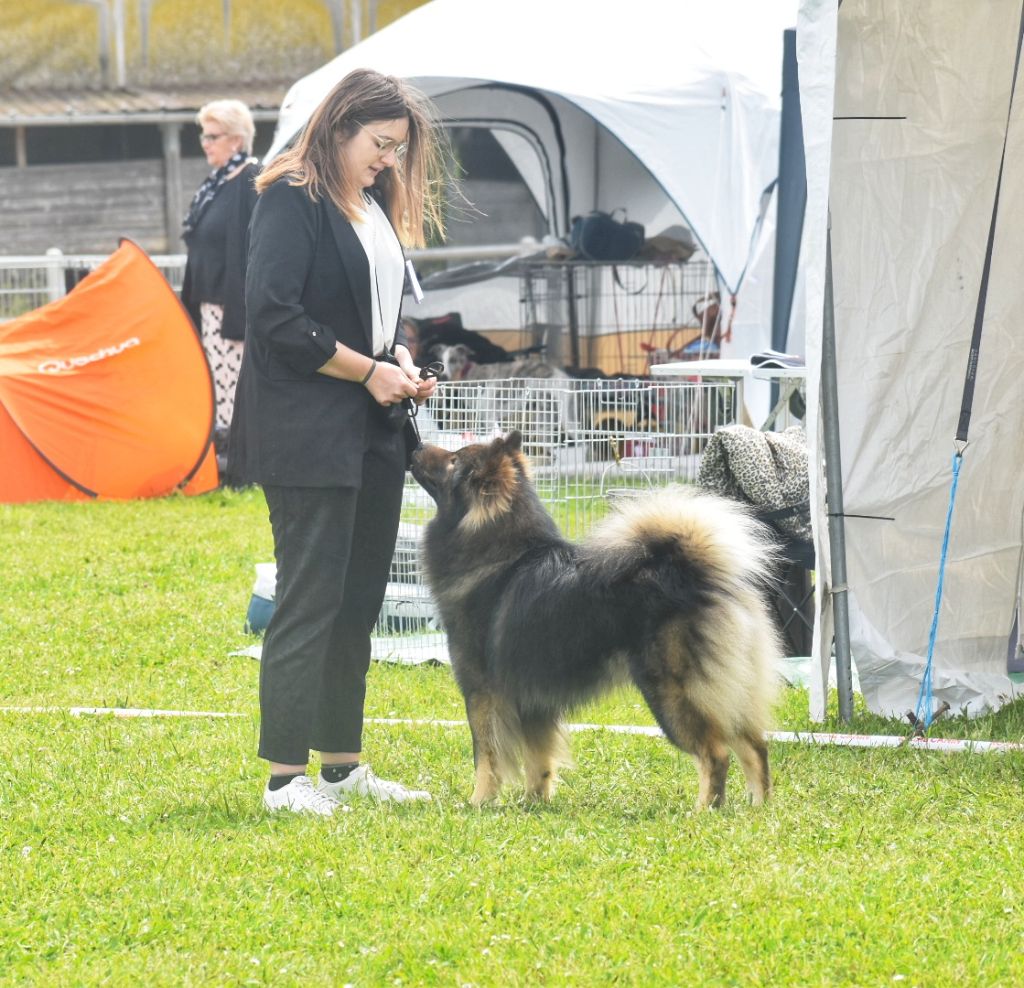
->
[584,486,783,740]
[585,485,779,595]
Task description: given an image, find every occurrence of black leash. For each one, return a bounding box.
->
[402,360,445,448]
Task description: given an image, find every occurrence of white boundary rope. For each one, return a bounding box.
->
[3,708,1022,753]
[0,706,244,719]
[766,730,1024,754]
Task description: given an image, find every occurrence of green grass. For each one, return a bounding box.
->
[3,490,1024,986]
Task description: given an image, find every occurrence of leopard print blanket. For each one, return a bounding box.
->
[697,425,811,542]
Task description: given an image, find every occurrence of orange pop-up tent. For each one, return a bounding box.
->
[0,239,218,503]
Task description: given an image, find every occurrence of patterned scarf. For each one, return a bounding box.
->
[182,151,248,238]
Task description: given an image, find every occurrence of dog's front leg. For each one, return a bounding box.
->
[465,691,501,807]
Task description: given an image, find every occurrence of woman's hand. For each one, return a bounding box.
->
[395,348,438,406]
[411,372,437,405]
[364,359,419,407]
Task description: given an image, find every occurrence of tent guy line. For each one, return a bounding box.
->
[2,707,1021,754]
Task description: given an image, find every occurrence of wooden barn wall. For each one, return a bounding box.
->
[1,166,545,256]
[0,158,209,255]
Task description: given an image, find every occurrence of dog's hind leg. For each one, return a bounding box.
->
[632,675,732,811]
[521,714,570,802]
[693,736,731,810]
[732,731,772,806]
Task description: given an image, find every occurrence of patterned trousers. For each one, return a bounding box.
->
[199,302,244,430]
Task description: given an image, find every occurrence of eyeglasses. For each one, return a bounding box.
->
[358,123,408,162]
[199,132,226,144]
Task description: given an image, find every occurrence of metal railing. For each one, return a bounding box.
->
[0,248,188,320]
[0,243,538,322]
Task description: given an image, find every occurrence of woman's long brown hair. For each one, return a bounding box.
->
[256,68,448,247]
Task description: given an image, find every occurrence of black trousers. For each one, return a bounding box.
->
[257,423,405,765]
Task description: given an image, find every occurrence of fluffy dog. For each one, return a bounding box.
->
[410,431,782,810]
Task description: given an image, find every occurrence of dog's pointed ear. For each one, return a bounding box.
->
[504,430,523,452]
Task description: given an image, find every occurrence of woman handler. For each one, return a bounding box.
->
[232,69,447,815]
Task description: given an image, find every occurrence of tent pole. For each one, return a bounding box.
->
[771,29,806,356]
[821,220,854,722]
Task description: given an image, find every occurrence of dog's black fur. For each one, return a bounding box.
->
[410,431,781,809]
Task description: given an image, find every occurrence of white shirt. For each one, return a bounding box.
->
[351,194,405,355]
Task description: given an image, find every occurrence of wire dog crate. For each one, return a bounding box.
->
[371,375,738,665]
[518,259,717,376]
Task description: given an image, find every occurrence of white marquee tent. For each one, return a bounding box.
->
[268,0,798,304]
[798,0,1024,719]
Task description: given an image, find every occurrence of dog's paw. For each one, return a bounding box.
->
[524,782,556,803]
[746,784,772,807]
[469,786,499,808]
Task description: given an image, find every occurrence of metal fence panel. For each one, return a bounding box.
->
[373,375,736,664]
[0,252,187,320]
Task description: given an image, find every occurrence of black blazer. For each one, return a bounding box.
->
[230,178,409,487]
[180,162,259,341]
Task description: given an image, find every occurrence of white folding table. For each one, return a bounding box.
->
[651,358,806,430]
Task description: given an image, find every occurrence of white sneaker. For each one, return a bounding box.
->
[316,764,431,804]
[263,775,340,817]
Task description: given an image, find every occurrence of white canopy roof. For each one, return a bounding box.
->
[268,0,797,294]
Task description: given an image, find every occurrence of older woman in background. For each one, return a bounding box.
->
[180,99,259,480]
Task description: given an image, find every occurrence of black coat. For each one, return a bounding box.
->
[230,178,409,488]
[180,162,259,341]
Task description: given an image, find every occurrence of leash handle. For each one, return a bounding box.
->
[400,361,445,417]
[403,360,446,448]
[419,360,445,382]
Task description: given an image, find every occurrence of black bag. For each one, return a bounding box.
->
[569,209,645,262]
